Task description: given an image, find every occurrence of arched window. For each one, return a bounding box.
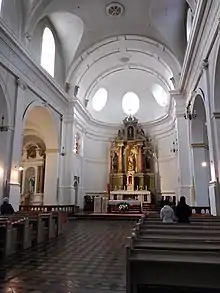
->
[122,92,140,116]
[186,7,193,42]
[41,27,55,77]
[0,0,3,12]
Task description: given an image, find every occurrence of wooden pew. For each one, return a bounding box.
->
[0,217,19,257]
[126,247,220,293]
[126,215,220,292]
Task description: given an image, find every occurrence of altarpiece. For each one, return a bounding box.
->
[109,116,156,205]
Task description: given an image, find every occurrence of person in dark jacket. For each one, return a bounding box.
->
[0,197,14,215]
[175,196,192,223]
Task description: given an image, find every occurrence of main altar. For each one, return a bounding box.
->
[108,115,155,212]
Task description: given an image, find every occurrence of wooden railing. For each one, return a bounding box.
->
[19,205,75,215]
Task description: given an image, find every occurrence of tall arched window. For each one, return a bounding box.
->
[41,27,55,77]
[0,0,3,12]
[186,7,193,42]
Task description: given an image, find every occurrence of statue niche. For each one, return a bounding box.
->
[127,126,134,140]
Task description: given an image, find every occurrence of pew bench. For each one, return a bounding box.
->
[126,247,220,293]
[130,237,220,252]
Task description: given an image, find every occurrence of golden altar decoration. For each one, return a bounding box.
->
[109,116,156,205]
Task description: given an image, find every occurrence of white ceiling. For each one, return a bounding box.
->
[23,0,188,125]
[87,68,169,124]
[26,0,187,73]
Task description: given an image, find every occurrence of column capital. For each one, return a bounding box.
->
[211,112,220,120]
[16,78,28,90]
[169,90,185,100]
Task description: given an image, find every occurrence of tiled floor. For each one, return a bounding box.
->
[0,220,135,293]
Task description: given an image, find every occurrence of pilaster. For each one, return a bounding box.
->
[170,91,193,204]
[58,104,75,205]
[9,78,27,211]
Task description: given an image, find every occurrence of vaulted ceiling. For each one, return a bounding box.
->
[25,0,188,73]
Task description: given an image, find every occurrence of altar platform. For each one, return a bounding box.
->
[74,210,149,221]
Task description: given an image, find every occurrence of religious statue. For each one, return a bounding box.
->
[111,152,118,171]
[127,126,134,140]
[29,176,35,194]
[128,152,135,171]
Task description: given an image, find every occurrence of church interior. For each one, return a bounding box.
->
[1,0,220,292]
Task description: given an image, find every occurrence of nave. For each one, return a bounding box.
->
[0,220,135,293]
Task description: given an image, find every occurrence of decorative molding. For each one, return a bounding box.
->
[16,78,28,90]
[84,157,108,164]
[211,112,220,119]
[202,59,209,70]
[179,0,216,93]
[191,143,209,149]
[0,18,69,112]
[46,149,59,154]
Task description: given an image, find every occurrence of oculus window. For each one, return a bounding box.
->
[92,88,108,111]
[152,84,169,107]
[122,92,139,115]
[41,27,55,77]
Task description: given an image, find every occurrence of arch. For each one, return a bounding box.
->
[22,105,59,205]
[25,8,84,74]
[191,94,211,207]
[23,105,59,149]
[185,0,197,13]
[41,27,55,77]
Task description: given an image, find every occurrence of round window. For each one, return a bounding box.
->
[152,84,169,107]
[92,88,108,111]
[122,92,140,116]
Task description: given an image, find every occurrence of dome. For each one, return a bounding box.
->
[87,68,169,124]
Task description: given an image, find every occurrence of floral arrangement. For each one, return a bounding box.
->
[117,202,130,212]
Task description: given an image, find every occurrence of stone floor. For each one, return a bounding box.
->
[0,219,135,293]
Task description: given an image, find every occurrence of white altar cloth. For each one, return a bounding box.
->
[108,200,141,206]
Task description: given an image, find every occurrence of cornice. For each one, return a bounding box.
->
[179,0,211,91]
[180,1,220,95]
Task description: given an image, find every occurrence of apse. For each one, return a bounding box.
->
[87,68,170,124]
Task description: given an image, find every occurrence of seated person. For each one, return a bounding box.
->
[1,197,15,215]
[160,200,175,223]
[175,196,192,223]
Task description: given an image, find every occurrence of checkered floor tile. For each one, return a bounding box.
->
[0,220,135,293]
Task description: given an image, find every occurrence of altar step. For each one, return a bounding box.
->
[142,203,159,212]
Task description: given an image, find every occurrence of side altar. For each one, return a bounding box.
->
[108,116,156,212]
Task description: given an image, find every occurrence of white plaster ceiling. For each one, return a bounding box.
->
[25,0,187,74]
[23,0,188,125]
[87,68,169,124]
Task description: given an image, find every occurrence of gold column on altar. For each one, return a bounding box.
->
[137,143,143,172]
[118,143,123,172]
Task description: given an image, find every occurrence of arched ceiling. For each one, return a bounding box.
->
[87,68,169,124]
[23,106,59,149]
[25,0,187,74]
[69,35,180,125]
